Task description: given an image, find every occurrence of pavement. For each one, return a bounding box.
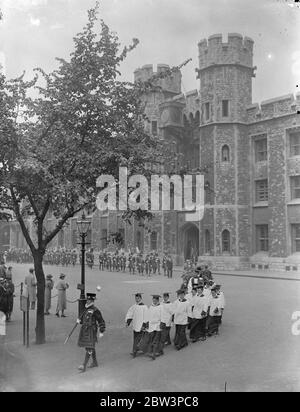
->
[1,262,300,392]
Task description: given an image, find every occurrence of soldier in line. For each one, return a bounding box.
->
[77,293,106,373]
[44,274,54,315]
[98,251,104,271]
[166,255,173,278]
[121,253,127,272]
[125,293,148,358]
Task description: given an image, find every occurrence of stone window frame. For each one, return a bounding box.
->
[254,136,268,162]
[255,224,269,253]
[221,229,231,254]
[291,224,300,253]
[255,179,269,202]
[289,131,300,157]
[290,175,300,200]
[221,144,230,162]
[221,99,229,118]
[150,231,158,251]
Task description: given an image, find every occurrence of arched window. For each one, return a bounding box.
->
[150,231,158,251]
[221,145,230,162]
[205,230,211,254]
[183,114,188,127]
[189,113,194,124]
[195,111,200,125]
[222,230,230,253]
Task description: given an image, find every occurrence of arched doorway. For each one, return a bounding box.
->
[181,223,199,261]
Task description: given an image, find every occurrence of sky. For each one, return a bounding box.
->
[0,0,299,104]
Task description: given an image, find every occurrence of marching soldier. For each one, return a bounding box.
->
[77,293,106,372]
[125,293,148,358]
[166,255,173,278]
[98,251,104,271]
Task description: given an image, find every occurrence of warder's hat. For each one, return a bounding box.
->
[86,293,96,300]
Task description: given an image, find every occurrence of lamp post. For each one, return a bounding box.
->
[76,213,91,318]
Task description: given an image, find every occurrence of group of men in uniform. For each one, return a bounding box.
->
[98,250,126,272]
[125,269,225,360]
[0,261,15,321]
[98,250,174,278]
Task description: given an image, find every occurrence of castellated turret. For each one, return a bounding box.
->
[134,64,182,95]
[198,33,254,71]
[197,33,255,123]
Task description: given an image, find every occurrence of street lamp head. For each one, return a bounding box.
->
[76,212,91,235]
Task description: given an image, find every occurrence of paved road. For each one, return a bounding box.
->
[1,262,300,392]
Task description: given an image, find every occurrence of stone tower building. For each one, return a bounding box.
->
[6,34,300,272]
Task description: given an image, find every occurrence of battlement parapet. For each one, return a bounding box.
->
[134,63,181,94]
[198,33,254,71]
[246,94,299,123]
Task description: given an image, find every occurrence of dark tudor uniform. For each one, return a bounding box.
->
[78,294,106,372]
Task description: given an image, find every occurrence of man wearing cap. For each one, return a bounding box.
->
[146,295,164,360]
[172,289,189,350]
[160,293,173,346]
[55,274,69,317]
[25,268,37,310]
[44,275,54,315]
[207,286,223,336]
[190,284,209,342]
[77,293,106,372]
[125,293,148,358]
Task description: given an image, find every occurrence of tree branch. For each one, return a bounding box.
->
[27,192,40,219]
[10,185,36,253]
[43,205,86,247]
[40,195,51,222]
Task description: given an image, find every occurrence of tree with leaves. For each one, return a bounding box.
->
[0,4,191,344]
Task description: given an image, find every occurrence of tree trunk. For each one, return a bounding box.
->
[33,251,46,344]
